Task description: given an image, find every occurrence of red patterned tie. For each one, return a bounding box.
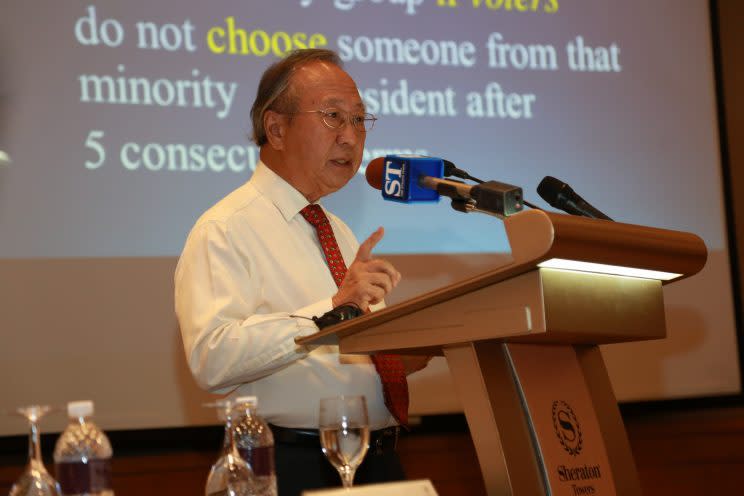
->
[300,204,409,426]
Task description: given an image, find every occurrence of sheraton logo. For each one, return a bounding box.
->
[552,400,583,456]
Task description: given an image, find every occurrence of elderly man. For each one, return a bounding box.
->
[175,49,427,495]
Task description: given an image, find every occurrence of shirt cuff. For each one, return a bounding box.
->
[293,297,335,336]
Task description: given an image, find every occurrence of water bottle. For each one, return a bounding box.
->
[232,396,277,496]
[53,400,114,496]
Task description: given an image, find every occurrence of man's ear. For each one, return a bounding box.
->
[264,110,287,150]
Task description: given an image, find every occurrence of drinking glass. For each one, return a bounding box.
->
[7,405,61,496]
[204,400,256,496]
[318,396,370,489]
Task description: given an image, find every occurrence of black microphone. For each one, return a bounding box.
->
[537,176,613,221]
[312,304,363,329]
[443,159,479,183]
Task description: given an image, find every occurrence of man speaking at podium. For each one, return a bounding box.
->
[175,49,429,494]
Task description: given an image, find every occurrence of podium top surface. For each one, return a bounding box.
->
[297,209,707,346]
[505,209,706,278]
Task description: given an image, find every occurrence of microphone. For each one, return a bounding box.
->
[366,155,443,203]
[441,159,541,211]
[537,176,613,221]
[312,304,363,329]
[366,155,523,217]
[443,159,477,182]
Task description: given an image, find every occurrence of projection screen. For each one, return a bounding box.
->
[0,0,738,435]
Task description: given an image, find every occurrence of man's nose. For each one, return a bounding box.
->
[336,121,361,146]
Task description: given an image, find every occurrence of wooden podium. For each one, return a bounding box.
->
[297,209,707,496]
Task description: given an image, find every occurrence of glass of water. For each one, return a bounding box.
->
[7,405,61,496]
[318,396,370,489]
[204,400,255,496]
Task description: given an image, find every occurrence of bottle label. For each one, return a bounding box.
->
[55,459,113,494]
[237,445,275,477]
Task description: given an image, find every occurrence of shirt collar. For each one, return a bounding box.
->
[250,160,317,222]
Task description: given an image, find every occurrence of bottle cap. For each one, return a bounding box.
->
[67,400,94,418]
[234,396,258,407]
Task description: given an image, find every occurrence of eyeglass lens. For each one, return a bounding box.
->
[322,109,375,132]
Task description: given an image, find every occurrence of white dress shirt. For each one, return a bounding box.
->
[175,161,394,429]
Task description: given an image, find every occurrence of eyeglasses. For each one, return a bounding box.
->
[294,108,377,133]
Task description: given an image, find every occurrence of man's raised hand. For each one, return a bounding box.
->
[332,227,401,311]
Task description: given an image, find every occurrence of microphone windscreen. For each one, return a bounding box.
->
[365,157,385,190]
[536,176,565,206]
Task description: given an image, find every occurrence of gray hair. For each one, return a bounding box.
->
[250,49,343,146]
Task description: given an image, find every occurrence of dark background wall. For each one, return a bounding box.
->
[716,0,744,382]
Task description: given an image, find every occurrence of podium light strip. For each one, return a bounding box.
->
[537,258,682,281]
